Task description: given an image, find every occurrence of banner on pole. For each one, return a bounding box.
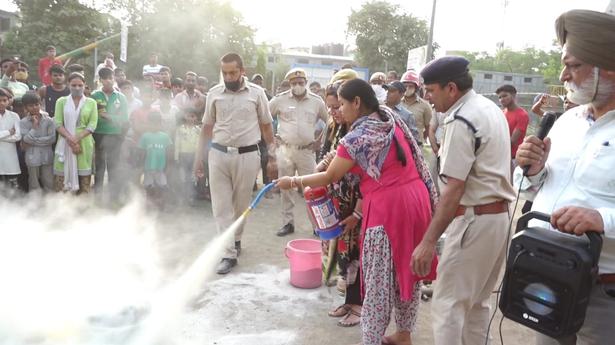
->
[120,23,128,63]
[406,45,427,72]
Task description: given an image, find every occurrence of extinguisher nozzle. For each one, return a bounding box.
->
[249,182,276,210]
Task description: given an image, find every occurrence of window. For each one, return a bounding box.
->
[321,60,333,65]
[504,75,513,81]
[484,73,493,80]
[297,58,309,64]
[524,77,533,83]
[267,56,275,63]
[0,18,10,32]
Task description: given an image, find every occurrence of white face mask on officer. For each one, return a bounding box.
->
[372,84,387,104]
[291,84,306,96]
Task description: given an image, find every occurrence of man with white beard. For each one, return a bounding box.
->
[269,68,328,236]
[514,9,615,345]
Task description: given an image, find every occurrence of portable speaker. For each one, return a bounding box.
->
[499,211,602,338]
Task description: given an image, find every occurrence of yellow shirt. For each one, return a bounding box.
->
[174,124,201,159]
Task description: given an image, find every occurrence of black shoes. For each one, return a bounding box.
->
[276,223,295,237]
[216,258,237,275]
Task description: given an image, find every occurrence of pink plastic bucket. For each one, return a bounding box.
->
[285,239,322,289]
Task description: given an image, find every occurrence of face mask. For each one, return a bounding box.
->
[371,84,387,103]
[291,84,306,96]
[70,86,84,97]
[404,88,415,97]
[224,78,241,92]
[15,71,28,80]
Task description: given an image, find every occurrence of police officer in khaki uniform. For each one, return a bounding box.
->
[410,56,516,345]
[270,68,328,236]
[401,69,433,145]
[194,53,277,274]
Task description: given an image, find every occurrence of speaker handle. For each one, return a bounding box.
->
[515,211,552,234]
[586,231,603,266]
[517,212,603,265]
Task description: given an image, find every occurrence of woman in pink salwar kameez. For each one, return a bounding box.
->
[276,78,438,345]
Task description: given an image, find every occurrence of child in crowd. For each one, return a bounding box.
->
[127,86,154,185]
[19,92,56,192]
[152,87,180,137]
[174,108,201,204]
[170,77,184,98]
[139,111,172,210]
[0,87,21,193]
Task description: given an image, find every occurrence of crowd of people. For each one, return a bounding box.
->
[0,8,614,345]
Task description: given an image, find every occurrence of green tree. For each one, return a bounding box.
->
[3,0,119,84]
[451,46,563,85]
[112,0,256,84]
[347,1,430,73]
[254,43,268,77]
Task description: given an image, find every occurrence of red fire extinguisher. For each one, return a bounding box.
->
[304,186,343,240]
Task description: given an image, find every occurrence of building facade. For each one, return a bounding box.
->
[472,70,546,94]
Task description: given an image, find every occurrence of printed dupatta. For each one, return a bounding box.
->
[339,106,439,213]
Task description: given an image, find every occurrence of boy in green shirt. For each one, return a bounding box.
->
[91,67,128,199]
[139,111,172,210]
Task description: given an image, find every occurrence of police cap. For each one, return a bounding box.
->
[285,68,307,82]
[420,56,470,85]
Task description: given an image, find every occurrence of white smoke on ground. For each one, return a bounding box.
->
[0,192,233,345]
[130,213,239,345]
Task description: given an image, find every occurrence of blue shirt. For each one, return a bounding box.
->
[393,104,421,144]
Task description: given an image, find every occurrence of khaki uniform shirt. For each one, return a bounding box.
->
[429,111,447,145]
[203,77,273,147]
[403,96,433,143]
[439,90,516,206]
[269,90,328,146]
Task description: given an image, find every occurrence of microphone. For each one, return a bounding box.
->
[522,111,557,176]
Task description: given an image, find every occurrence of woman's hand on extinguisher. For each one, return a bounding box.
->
[274,176,293,190]
[340,214,360,234]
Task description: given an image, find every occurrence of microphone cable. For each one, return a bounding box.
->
[484,174,525,345]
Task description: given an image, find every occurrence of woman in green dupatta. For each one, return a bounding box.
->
[53,72,98,194]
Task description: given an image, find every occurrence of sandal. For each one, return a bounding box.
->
[381,335,394,345]
[328,304,350,317]
[337,308,361,327]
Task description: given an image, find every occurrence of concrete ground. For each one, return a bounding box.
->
[154,187,536,345]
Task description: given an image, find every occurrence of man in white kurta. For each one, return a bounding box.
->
[0,103,22,190]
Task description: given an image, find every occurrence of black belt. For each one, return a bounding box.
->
[211,142,258,154]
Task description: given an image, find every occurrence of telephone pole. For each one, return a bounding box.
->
[425,0,437,63]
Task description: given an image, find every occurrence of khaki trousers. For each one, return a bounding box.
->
[28,164,54,191]
[208,148,260,259]
[277,145,316,226]
[432,209,510,345]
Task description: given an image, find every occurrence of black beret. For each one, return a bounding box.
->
[420,56,470,85]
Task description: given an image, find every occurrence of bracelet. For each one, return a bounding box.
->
[299,177,305,190]
[352,210,363,220]
[291,177,297,189]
